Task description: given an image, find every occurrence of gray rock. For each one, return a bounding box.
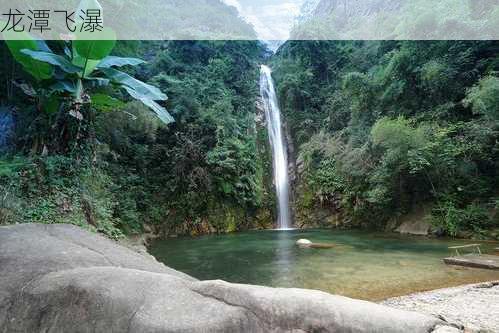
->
[382,281,499,332]
[396,219,431,236]
[431,326,461,333]
[0,224,452,332]
[193,280,447,333]
[393,205,433,236]
[296,238,312,247]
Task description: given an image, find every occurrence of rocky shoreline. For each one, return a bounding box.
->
[1,223,463,333]
[382,281,499,333]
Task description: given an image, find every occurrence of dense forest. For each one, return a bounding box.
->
[0,38,498,239]
[0,40,275,238]
[272,40,499,237]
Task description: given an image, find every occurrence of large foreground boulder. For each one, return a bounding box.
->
[0,224,453,332]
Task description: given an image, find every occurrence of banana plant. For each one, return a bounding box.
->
[2,30,173,125]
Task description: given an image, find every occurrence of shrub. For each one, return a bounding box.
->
[432,201,493,236]
[464,76,499,121]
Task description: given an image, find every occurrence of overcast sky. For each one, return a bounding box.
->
[222,0,305,40]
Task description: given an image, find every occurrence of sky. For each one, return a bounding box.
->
[221,0,305,40]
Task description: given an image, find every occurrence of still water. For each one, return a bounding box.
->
[149,229,499,301]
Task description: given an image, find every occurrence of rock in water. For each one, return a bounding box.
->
[296,239,335,249]
[0,224,454,332]
[296,238,312,247]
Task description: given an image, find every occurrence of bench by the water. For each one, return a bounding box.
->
[448,244,482,256]
[443,255,499,270]
[444,244,499,270]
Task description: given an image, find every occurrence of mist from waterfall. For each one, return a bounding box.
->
[260,65,291,230]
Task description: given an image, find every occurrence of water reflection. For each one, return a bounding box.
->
[149,229,499,301]
[273,231,295,285]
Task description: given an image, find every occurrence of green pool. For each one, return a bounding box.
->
[149,229,499,301]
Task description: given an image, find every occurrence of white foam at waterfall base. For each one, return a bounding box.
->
[260,65,291,230]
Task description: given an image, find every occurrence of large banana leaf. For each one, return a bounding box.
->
[21,50,82,74]
[101,67,172,123]
[49,81,77,94]
[73,28,117,61]
[35,40,53,53]
[97,56,146,69]
[72,53,101,78]
[122,86,174,124]
[2,30,53,81]
[101,68,167,101]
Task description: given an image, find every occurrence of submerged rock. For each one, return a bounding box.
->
[0,224,454,332]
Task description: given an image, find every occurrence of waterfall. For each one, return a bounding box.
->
[259,65,291,230]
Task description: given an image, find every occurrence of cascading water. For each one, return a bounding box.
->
[259,65,291,230]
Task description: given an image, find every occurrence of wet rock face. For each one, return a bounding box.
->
[0,224,453,332]
[0,108,14,152]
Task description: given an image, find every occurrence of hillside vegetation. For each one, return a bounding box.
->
[0,40,273,238]
[1,36,498,239]
[271,40,499,237]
